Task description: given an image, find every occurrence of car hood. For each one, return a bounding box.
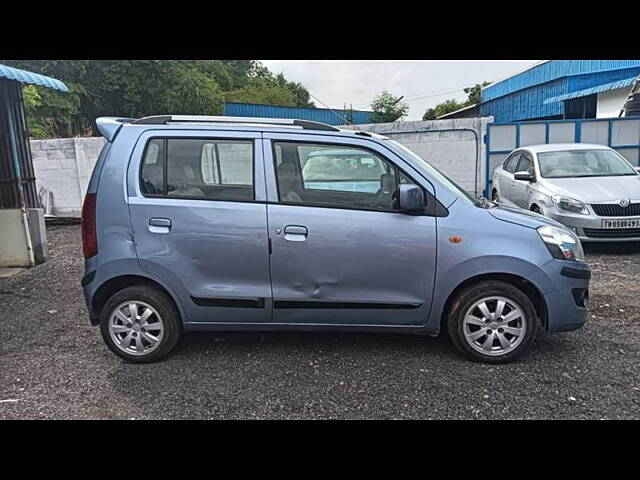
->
[488,204,564,229]
[542,175,640,202]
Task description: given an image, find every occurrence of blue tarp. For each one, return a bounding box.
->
[543,77,637,105]
[0,64,68,92]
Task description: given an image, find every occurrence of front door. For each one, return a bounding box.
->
[512,152,534,208]
[264,135,437,326]
[127,130,271,323]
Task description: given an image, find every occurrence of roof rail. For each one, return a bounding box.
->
[131,115,341,132]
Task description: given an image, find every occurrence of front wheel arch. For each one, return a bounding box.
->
[440,272,548,333]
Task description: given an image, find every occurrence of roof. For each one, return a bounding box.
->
[543,76,637,104]
[96,115,390,142]
[482,60,640,102]
[0,64,68,92]
[519,143,614,153]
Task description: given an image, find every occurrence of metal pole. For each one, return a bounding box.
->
[5,85,35,266]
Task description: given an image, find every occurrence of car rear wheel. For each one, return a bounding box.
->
[447,281,538,363]
[100,285,182,363]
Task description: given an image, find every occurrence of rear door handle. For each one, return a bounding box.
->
[149,217,171,233]
[283,225,308,241]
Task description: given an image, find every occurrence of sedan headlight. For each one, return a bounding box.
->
[551,195,589,215]
[537,225,585,262]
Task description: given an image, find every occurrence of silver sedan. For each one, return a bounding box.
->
[491,143,640,242]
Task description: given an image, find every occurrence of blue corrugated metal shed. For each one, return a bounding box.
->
[0,64,68,92]
[223,102,373,126]
[480,60,640,122]
[544,76,638,104]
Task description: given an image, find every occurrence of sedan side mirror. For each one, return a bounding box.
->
[398,184,425,212]
[514,171,535,182]
[635,167,640,174]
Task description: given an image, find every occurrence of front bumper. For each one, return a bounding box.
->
[530,259,590,333]
[545,209,640,242]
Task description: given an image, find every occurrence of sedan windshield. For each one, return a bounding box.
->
[538,149,637,178]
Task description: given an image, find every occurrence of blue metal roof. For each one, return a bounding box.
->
[224,102,373,126]
[543,76,637,104]
[0,64,68,92]
[482,60,640,102]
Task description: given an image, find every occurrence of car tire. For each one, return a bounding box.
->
[99,285,182,363]
[492,189,499,202]
[447,280,538,363]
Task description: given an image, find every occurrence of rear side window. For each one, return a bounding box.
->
[140,138,254,202]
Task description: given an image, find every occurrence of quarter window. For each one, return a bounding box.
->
[273,142,417,212]
[140,138,254,202]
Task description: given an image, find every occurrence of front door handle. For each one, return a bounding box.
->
[283,225,308,241]
[149,217,171,233]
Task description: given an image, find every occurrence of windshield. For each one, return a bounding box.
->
[387,139,485,207]
[538,149,638,178]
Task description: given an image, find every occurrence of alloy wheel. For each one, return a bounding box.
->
[108,301,165,356]
[462,296,527,356]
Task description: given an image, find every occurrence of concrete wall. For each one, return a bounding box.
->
[597,87,633,118]
[342,117,493,195]
[29,118,492,217]
[0,209,31,267]
[30,137,106,217]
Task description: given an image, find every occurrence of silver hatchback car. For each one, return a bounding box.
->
[492,143,640,241]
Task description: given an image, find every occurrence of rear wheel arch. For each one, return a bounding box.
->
[91,275,183,326]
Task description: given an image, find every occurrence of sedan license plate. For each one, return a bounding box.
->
[601,218,640,229]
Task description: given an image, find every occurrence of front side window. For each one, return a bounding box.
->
[504,153,521,173]
[537,149,638,178]
[516,154,533,173]
[140,138,254,201]
[273,142,416,211]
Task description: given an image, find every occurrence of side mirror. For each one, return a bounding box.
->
[398,184,425,212]
[635,167,640,174]
[514,170,535,182]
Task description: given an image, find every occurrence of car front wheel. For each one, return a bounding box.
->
[447,281,538,363]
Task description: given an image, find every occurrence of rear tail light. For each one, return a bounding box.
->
[81,193,97,259]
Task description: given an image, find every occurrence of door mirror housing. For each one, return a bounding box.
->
[514,171,535,182]
[398,184,425,212]
[635,167,640,174]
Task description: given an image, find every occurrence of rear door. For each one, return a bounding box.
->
[263,132,438,326]
[126,129,271,324]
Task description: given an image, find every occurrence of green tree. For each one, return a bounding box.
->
[463,81,491,105]
[1,60,315,138]
[370,90,408,123]
[423,81,491,120]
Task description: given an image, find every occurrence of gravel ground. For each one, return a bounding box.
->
[0,224,638,419]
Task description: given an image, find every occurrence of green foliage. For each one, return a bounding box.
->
[0,60,314,138]
[463,81,491,106]
[423,81,491,120]
[370,90,409,123]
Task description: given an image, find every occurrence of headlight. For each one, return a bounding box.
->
[551,195,589,215]
[537,225,585,262]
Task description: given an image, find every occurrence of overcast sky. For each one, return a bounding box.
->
[261,60,540,120]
